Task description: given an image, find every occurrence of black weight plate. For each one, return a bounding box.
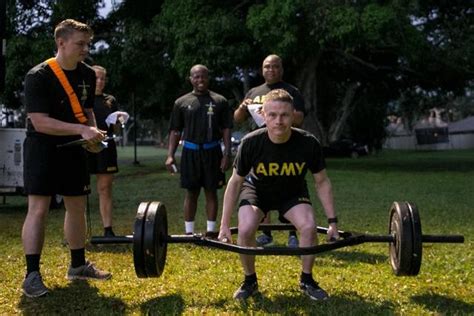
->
[133,202,150,278]
[143,201,168,278]
[406,202,422,275]
[388,201,413,276]
[155,201,168,277]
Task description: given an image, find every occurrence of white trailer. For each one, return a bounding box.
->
[0,127,25,194]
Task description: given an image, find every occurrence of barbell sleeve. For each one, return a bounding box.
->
[91,235,133,244]
[421,234,464,243]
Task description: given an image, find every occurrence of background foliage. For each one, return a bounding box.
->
[1,0,473,145]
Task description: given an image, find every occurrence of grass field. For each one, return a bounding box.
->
[1,147,473,315]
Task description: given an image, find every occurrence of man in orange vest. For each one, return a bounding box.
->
[21,19,111,298]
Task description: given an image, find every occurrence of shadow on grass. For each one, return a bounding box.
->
[139,294,185,314]
[18,280,126,315]
[284,249,387,267]
[228,290,394,314]
[320,249,387,265]
[411,293,474,314]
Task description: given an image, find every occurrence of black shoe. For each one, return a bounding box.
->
[22,271,49,298]
[300,280,329,301]
[233,281,258,300]
[104,229,115,237]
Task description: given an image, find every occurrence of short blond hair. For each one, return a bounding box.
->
[54,19,93,40]
[263,89,294,107]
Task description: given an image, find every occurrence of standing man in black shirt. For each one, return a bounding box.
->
[21,19,111,298]
[234,54,306,247]
[166,64,233,237]
[88,65,122,237]
[219,89,339,301]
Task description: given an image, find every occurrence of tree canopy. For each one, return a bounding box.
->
[1,0,472,146]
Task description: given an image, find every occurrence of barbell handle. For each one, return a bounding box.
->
[90,233,368,254]
[89,225,350,245]
[90,232,465,246]
[232,224,353,238]
[166,234,368,255]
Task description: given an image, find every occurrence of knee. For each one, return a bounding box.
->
[238,224,256,245]
[28,207,48,220]
[299,222,316,239]
[97,182,112,195]
[186,190,200,201]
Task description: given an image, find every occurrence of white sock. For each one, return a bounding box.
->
[185,221,194,234]
[207,220,216,232]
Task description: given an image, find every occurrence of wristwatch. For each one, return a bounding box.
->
[327,217,338,224]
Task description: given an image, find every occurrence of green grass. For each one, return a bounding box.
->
[1,147,473,314]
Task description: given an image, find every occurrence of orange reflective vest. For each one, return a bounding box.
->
[45,58,88,124]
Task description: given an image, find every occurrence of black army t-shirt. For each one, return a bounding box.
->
[169,90,233,143]
[24,61,96,142]
[234,128,325,200]
[94,94,118,136]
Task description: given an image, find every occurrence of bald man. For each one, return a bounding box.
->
[234,54,306,247]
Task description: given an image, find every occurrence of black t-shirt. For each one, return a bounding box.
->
[235,128,325,200]
[24,60,96,142]
[245,81,306,114]
[94,94,118,136]
[169,90,233,143]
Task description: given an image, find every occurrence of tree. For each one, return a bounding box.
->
[2,0,472,145]
[99,0,180,119]
[157,0,257,101]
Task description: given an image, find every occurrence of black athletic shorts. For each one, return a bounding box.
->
[23,136,90,196]
[88,139,118,174]
[238,183,312,222]
[180,146,225,190]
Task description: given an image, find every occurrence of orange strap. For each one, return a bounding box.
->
[45,58,88,124]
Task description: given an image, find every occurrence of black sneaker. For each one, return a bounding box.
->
[233,281,258,300]
[104,229,115,237]
[300,280,329,301]
[22,271,49,298]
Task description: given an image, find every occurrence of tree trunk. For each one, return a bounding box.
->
[295,54,326,143]
[328,81,361,142]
